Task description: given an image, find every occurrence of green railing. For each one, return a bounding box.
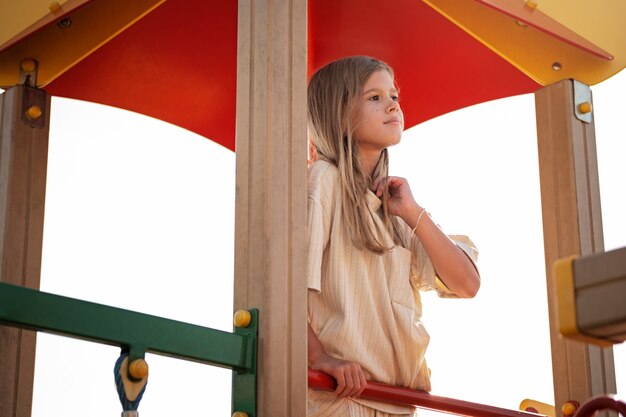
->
[0,282,258,416]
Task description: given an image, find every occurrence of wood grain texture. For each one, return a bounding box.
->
[535,80,616,416]
[234,0,308,415]
[0,85,50,417]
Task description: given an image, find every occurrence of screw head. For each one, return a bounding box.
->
[57,17,72,29]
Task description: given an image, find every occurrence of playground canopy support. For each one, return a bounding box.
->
[0,84,49,417]
[534,79,617,416]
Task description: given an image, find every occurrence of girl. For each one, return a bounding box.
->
[307,56,481,417]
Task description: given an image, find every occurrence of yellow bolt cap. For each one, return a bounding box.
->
[21,59,36,73]
[525,0,538,10]
[49,2,61,12]
[578,102,592,114]
[233,310,251,328]
[562,401,577,416]
[128,359,149,380]
[232,412,249,417]
[26,106,42,120]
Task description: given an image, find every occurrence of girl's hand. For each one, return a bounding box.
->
[308,323,366,397]
[372,178,481,298]
[310,354,368,398]
[372,176,420,221]
[315,355,367,397]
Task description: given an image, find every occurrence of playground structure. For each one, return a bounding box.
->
[1,0,626,416]
[555,246,626,346]
[308,369,626,417]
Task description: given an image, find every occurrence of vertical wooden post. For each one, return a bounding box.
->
[234,0,307,416]
[0,85,50,417]
[535,80,616,414]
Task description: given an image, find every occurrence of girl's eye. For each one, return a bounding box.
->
[368,94,399,102]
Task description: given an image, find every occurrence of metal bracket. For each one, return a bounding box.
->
[572,79,593,124]
[232,309,259,417]
[0,283,259,415]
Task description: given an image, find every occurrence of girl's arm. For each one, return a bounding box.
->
[308,322,368,397]
[373,176,480,298]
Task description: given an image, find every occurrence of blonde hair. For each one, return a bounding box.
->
[308,56,403,253]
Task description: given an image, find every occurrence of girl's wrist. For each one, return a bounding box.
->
[402,203,423,227]
[410,206,430,236]
[308,350,330,370]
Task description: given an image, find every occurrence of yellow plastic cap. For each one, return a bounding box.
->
[128,358,149,380]
[578,102,592,114]
[49,2,62,12]
[26,106,42,120]
[21,59,36,72]
[525,0,538,10]
[232,412,249,417]
[233,310,251,328]
[562,401,578,416]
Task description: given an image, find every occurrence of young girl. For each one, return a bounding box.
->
[307,56,481,417]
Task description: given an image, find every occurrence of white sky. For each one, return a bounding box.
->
[18,69,625,416]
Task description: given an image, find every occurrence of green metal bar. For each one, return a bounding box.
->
[232,309,258,417]
[0,282,255,372]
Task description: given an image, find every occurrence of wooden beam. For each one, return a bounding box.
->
[234,0,307,416]
[535,79,616,415]
[0,85,50,417]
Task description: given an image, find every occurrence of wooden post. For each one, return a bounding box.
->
[234,0,307,416]
[0,85,51,417]
[535,79,616,415]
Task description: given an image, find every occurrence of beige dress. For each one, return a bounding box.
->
[307,160,478,416]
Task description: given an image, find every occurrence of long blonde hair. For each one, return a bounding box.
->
[308,56,403,253]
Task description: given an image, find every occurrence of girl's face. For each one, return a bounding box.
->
[352,69,404,155]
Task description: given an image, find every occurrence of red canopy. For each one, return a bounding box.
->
[44,0,539,151]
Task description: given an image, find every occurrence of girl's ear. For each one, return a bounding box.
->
[308,139,318,166]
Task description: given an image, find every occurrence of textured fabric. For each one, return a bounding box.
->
[307,160,478,415]
[308,390,413,417]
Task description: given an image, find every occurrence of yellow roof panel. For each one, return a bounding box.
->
[0,0,91,51]
[0,0,163,88]
[424,0,626,86]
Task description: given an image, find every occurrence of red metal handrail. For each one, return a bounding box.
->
[574,396,626,417]
[308,368,545,417]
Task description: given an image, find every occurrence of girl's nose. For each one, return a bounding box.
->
[387,99,400,112]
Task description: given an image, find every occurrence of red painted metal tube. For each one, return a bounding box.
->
[308,369,545,417]
[574,396,626,417]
